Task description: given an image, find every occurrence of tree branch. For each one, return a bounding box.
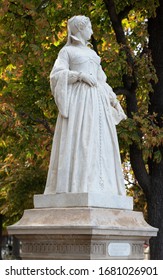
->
[118,5,134,21]
[91,35,99,55]
[103,0,126,45]
[103,0,151,193]
[19,112,54,136]
[103,0,137,88]
[113,87,130,96]
[130,144,151,195]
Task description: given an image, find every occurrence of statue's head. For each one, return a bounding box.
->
[66,15,92,45]
[68,15,90,35]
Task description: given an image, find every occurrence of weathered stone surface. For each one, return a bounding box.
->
[8,207,158,259]
[34,193,133,210]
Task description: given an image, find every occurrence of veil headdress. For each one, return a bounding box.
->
[66,15,90,45]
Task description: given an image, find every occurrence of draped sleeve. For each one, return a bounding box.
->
[50,47,79,118]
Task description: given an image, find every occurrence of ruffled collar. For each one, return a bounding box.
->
[70,35,91,48]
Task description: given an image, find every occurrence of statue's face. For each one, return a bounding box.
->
[80,21,93,41]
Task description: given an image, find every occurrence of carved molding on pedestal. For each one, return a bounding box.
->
[22,240,106,256]
[132,243,144,256]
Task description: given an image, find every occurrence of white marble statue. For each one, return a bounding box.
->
[44,15,127,196]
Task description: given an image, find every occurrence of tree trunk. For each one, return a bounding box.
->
[147,155,163,259]
[148,0,163,126]
[147,0,163,259]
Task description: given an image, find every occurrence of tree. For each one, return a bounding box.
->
[103,0,163,260]
[0,0,162,259]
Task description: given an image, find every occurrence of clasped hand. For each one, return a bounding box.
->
[78,72,97,87]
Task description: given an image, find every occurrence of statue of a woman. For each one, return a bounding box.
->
[44,15,126,196]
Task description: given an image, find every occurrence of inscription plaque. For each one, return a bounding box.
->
[108,242,131,257]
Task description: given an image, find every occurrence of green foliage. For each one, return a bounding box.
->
[0,159,46,227]
[118,112,163,164]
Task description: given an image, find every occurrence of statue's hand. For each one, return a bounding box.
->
[78,72,97,87]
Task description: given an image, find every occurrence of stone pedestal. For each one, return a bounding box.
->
[34,192,133,210]
[8,193,158,260]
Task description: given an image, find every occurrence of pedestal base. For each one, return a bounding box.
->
[34,193,133,210]
[8,207,158,260]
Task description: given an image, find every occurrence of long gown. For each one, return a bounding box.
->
[44,42,126,196]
